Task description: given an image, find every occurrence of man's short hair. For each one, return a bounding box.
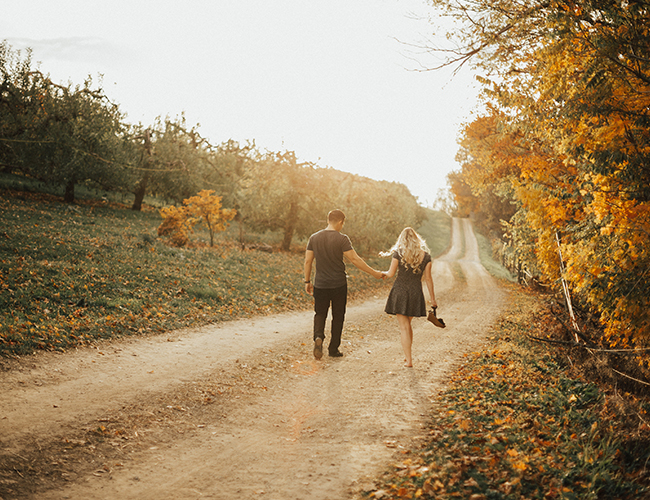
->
[328,209,346,223]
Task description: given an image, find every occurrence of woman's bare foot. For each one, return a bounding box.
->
[404,362,413,368]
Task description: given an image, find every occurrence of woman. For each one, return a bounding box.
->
[382,227,437,367]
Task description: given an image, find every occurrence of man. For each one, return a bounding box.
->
[304,209,384,359]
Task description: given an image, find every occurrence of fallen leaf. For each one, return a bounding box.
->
[463,477,479,488]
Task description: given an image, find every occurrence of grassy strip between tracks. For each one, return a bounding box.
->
[364,286,650,500]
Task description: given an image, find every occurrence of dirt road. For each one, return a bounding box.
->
[0,218,507,500]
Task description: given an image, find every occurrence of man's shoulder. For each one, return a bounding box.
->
[339,232,353,247]
[308,229,326,243]
[311,229,344,239]
[310,229,328,238]
[309,230,352,247]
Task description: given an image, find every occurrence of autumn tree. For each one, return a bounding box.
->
[184,189,236,247]
[157,204,193,247]
[428,0,650,353]
[158,190,236,247]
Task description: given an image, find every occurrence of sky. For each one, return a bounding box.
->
[2,0,480,207]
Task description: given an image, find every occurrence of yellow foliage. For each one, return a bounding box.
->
[445,2,650,354]
[158,205,192,247]
[158,190,236,247]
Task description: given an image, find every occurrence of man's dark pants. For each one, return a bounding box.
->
[313,284,347,355]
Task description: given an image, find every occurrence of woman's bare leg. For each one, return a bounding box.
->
[397,314,414,367]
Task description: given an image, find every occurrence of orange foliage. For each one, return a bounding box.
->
[158,205,192,247]
[445,0,650,358]
[158,190,236,247]
[183,190,237,247]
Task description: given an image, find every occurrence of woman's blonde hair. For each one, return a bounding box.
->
[380,227,430,272]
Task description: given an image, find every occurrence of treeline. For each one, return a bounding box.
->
[0,41,424,253]
[435,1,650,355]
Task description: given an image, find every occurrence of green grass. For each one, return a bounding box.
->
[417,209,452,258]
[0,189,388,356]
[475,226,516,282]
[364,287,650,499]
[0,171,165,207]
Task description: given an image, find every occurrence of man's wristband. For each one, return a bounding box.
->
[304,280,310,283]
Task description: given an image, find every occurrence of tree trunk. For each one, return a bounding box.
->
[238,218,245,249]
[281,202,299,251]
[132,129,153,211]
[64,178,75,203]
[132,174,148,211]
[207,220,214,247]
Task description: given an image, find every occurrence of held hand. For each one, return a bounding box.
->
[431,298,438,308]
[305,282,313,295]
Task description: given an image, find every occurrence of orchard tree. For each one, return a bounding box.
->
[203,139,257,209]
[239,151,423,253]
[0,41,127,201]
[0,42,43,173]
[329,170,423,253]
[129,115,215,210]
[241,150,326,251]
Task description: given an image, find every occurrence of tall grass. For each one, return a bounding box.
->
[474,225,516,282]
[417,208,452,258]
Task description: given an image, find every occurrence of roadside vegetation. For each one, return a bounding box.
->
[362,228,650,499]
[364,285,650,499]
[435,0,650,362]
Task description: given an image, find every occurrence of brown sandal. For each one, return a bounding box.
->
[427,307,446,328]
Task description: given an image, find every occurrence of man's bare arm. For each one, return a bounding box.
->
[343,249,383,279]
[304,249,315,294]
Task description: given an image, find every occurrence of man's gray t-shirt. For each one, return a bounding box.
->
[307,229,353,289]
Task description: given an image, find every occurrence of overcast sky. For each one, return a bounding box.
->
[2,0,479,207]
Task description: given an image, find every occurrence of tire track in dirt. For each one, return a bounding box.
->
[1,218,507,500]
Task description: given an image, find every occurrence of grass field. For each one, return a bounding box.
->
[0,188,450,356]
